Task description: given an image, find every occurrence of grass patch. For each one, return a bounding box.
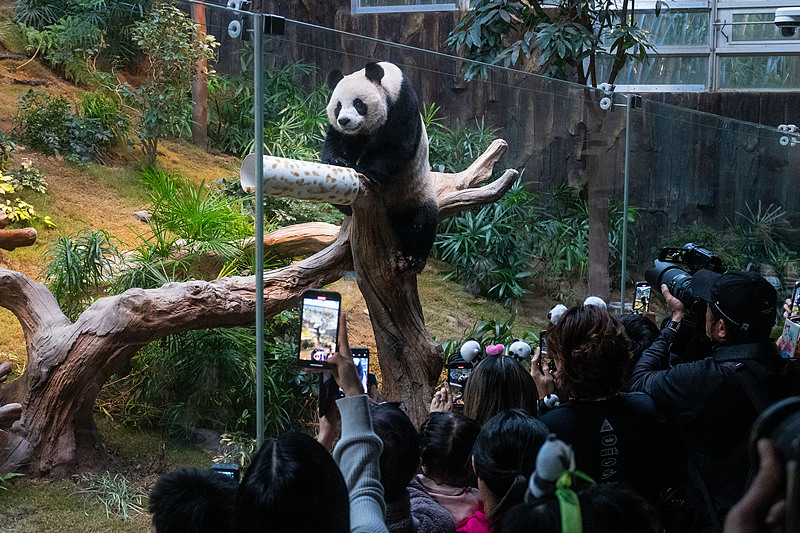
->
[85,165,150,209]
[97,415,212,470]
[157,140,241,187]
[418,259,544,342]
[0,309,25,367]
[0,478,154,533]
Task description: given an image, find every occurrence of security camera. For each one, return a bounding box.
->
[775,7,800,37]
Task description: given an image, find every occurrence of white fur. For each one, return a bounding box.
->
[326,62,403,136]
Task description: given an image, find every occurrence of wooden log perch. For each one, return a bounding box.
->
[0,228,37,251]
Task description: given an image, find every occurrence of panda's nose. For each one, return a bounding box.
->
[338,117,351,126]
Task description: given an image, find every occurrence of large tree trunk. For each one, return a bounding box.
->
[0,140,515,475]
[191,0,208,148]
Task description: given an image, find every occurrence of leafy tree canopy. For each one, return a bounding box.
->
[447,0,661,86]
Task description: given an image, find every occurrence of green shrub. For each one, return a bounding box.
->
[103,3,216,165]
[13,0,68,30]
[40,228,120,320]
[529,181,639,286]
[435,179,536,306]
[0,133,17,172]
[424,103,497,173]
[13,90,112,163]
[0,158,53,228]
[6,157,47,193]
[208,61,328,158]
[23,15,103,84]
[80,91,129,145]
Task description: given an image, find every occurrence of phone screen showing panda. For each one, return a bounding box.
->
[299,290,341,369]
[447,362,472,408]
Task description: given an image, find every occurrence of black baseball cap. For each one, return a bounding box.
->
[690,270,777,335]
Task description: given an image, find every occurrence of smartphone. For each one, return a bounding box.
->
[447,361,472,409]
[791,281,800,317]
[347,347,369,395]
[210,463,240,482]
[299,289,341,369]
[633,282,651,313]
[539,330,548,356]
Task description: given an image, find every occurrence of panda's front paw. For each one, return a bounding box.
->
[326,157,351,168]
[394,251,426,274]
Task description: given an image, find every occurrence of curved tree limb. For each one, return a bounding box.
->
[438,168,519,221]
[0,268,70,344]
[431,138,509,195]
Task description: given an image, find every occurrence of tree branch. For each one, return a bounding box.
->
[74,219,354,348]
[431,139,509,197]
[0,268,70,342]
[438,168,519,221]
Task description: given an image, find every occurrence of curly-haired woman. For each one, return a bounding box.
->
[533,304,677,502]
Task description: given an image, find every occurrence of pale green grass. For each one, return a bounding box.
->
[0,478,154,533]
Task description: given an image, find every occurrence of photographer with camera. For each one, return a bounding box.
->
[630,267,800,533]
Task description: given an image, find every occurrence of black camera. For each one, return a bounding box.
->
[645,243,724,311]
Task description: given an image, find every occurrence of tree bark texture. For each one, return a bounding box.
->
[191,0,208,148]
[0,227,37,251]
[0,140,515,475]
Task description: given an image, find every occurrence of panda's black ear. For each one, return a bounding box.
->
[327,69,344,90]
[365,62,384,84]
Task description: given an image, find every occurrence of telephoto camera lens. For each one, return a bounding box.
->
[645,260,702,311]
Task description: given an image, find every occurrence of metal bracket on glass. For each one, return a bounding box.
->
[598,83,616,110]
[598,84,641,112]
[778,124,799,147]
[227,0,251,39]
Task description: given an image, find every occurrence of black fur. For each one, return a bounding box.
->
[322,62,436,270]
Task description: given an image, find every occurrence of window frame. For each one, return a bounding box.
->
[351,0,464,14]
[609,0,800,91]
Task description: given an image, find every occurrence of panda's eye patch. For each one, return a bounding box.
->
[334,102,342,117]
[353,98,367,116]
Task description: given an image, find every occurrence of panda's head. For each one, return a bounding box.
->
[326,61,404,136]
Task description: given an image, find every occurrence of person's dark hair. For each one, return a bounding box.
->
[472,409,549,528]
[462,355,539,426]
[370,402,421,502]
[150,468,238,533]
[617,313,659,360]
[547,305,633,399]
[420,411,480,486]
[233,432,349,533]
[498,482,662,533]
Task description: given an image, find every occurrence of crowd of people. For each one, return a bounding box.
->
[149,269,800,533]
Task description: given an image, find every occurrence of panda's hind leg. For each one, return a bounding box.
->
[388,201,438,273]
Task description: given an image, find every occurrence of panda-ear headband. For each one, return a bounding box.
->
[525,435,594,533]
[457,340,532,363]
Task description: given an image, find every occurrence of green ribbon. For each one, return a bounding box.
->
[555,470,595,533]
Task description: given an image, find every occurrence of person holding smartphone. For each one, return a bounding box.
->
[235,312,389,533]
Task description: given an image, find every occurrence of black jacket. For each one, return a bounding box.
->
[629,329,800,531]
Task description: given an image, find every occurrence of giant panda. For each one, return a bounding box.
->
[321,61,438,272]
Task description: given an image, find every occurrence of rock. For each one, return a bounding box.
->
[133,210,152,223]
